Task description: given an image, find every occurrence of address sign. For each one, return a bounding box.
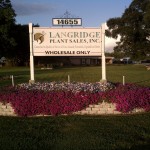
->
[52,18,82,26]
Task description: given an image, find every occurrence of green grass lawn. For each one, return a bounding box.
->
[0,64,150,87]
[0,113,150,150]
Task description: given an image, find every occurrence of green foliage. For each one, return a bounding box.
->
[143,0,150,27]
[0,0,39,65]
[11,24,30,65]
[0,0,16,57]
[106,0,150,60]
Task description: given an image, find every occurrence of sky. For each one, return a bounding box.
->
[11,0,132,52]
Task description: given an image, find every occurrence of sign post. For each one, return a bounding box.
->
[101,23,107,82]
[29,23,35,83]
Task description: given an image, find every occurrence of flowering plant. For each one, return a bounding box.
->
[104,83,150,112]
[0,82,149,116]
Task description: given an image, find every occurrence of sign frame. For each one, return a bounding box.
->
[29,23,106,83]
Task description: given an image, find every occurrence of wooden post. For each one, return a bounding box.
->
[29,23,35,84]
[68,75,70,83]
[123,76,125,85]
[100,23,107,83]
[10,75,14,87]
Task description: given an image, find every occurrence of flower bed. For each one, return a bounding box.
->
[18,81,114,93]
[103,83,150,113]
[0,82,150,117]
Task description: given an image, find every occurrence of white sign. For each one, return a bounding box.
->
[52,18,82,26]
[33,28,102,56]
[29,23,106,83]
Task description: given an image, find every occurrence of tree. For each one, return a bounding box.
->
[106,0,150,60]
[0,0,16,57]
[10,24,30,66]
[10,24,39,66]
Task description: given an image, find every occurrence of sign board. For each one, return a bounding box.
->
[33,28,102,56]
[52,18,82,26]
[29,23,106,83]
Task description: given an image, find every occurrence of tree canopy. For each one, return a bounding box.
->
[0,0,16,57]
[106,0,150,60]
